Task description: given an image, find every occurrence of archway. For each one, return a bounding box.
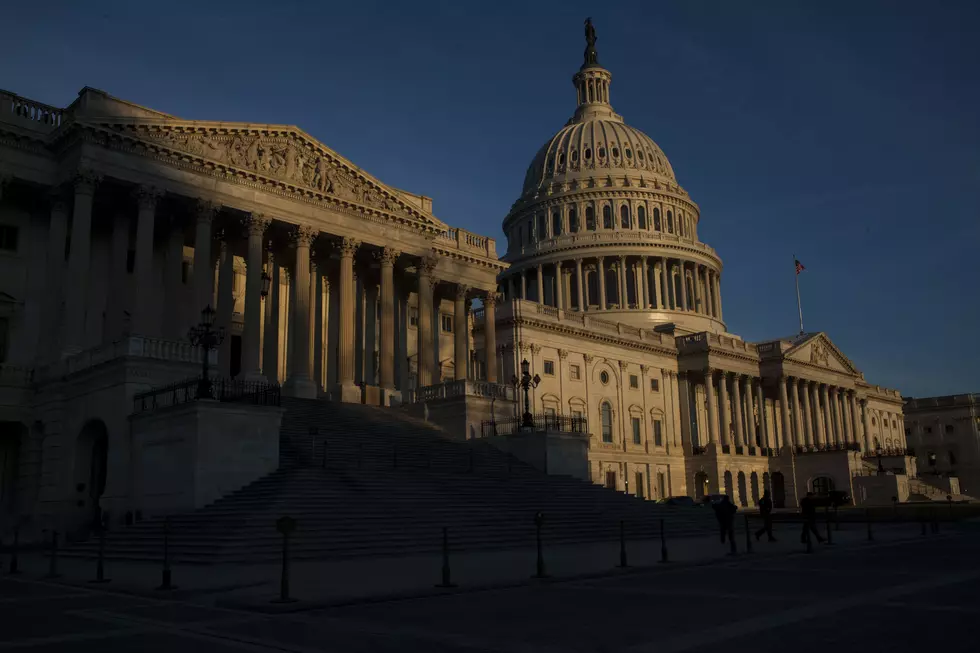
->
[694,471,709,500]
[737,471,748,507]
[74,420,109,530]
[772,472,786,508]
[750,472,760,506]
[812,476,835,496]
[0,422,26,526]
[723,471,733,498]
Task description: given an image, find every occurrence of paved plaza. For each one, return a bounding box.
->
[1,524,978,652]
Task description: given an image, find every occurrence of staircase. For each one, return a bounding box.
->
[66,398,716,563]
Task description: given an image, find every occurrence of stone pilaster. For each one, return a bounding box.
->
[483,292,498,383]
[132,185,161,336]
[63,170,100,356]
[283,225,318,399]
[241,213,271,381]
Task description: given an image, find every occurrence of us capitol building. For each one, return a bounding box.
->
[0,23,922,535]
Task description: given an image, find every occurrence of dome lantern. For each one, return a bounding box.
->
[572,18,616,122]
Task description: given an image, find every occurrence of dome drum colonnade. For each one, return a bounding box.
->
[35,169,497,402]
[499,22,724,331]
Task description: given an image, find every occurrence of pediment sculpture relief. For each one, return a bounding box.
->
[809,343,829,367]
[139,129,411,217]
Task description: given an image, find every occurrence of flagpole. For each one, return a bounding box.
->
[794,254,804,335]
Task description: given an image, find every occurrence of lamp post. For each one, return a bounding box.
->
[876,447,885,475]
[260,268,272,299]
[188,305,225,399]
[511,358,540,429]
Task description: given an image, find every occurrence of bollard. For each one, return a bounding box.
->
[436,527,456,588]
[659,518,669,563]
[7,523,20,575]
[157,517,174,590]
[618,520,628,568]
[273,516,297,603]
[866,508,874,542]
[45,530,60,579]
[533,512,548,578]
[824,507,833,545]
[744,515,753,554]
[90,525,111,584]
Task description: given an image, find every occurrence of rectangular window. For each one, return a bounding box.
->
[409,307,419,328]
[605,471,617,490]
[0,317,8,362]
[570,364,581,380]
[629,374,639,389]
[440,314,453,333]
[635,472,645,499]
[653,419,663,447]
[543,360,555,376]
[0,225,19,252]
[657,472,667,499]
[631,417,641,444]
[650,378,660,392]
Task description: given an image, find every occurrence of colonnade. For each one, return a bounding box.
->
[503,255,722,319]
[700,370,870,453]
[42,173,497,399]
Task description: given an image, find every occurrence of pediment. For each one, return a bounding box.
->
[81,117,446,230]
[784,333,859,375]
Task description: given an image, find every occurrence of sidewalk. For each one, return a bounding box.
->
[5,520,939,612]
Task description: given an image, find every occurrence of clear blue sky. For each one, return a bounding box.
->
[3,0,977,398]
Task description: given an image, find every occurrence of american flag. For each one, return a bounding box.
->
[795,259,806,275]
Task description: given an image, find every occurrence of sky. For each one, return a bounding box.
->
[2,0,978,398]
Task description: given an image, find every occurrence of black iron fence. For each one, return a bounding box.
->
[132,377,281,413]
[862,446,916,458]
[795,442,862,455]
[480,413,588,437]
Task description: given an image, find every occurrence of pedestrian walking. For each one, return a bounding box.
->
[755,490,777,542]
[713,495,737,546]
[800,492,824,544]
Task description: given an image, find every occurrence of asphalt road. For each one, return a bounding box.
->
[2,527,979,652]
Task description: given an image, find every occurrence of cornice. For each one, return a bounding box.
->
[505,186,701,230]
[503,314,678,358]
[504,239,722,271]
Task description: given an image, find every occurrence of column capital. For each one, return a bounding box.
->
[618,360,629,372]
[455,284,470,301]
[558,348,569,360]
[583,354,595,365]
[483,291,500,307]
[291,224,318,247]
[244,212,273,236]
[376,246,400,267]
[584,263,597,272]
[72,169,101,196]
[338,236,361,259]
[134,185,163,210]
[47,188,69,214]
[194,198,219,223]
[418,255,438,277]
[703,366,715,378]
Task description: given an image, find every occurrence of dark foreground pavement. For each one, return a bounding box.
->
[2,527,979,652]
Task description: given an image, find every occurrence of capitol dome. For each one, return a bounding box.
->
[500,20,727,334]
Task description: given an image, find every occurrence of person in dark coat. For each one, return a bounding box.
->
[800,492,824,544]
[713,495,738,545]
[755,490,776,542]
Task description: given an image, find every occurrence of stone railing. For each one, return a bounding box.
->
[0,90,65,131]
[501,299,674,349]
[33,336,216,383]
[905,394,977,410]
[505,229,719,261]
[0,364,33,388]
[677,331,756,356]
[413,379,514,403]
[436,227,497,259]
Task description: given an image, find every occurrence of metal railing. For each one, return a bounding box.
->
[132,377,281,413]
[480,413,588,437]
[862,447,916,458]
[795,442,862,454]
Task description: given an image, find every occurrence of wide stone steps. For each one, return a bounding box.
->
[66,398,715,562]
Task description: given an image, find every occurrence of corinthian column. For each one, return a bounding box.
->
[191,200,217,317]
[63,171,100,355]
[283,225,318,399]
[454,284,469,380]
[719,372,730,445]
[678,261,689,311]
[618,256,628,307]
[132,185,161,336]
[861,399,872,450]
[820,384,833,446]
[416,256,437,388]
[849,391,860,448]
[335,237,361,401]
[732,374,744,447]
[598,257,607,309]
[640,256,649,309]
[779,376,792,447]
[659,259,668,309]
[801,380,814,446]
[484,292,498,382]
[705,369,719,445]
[756,379,768,447]
[241,213,271,380]
[575,258,585,311]
[744,376,757,447]
[378,246,399,393]
[811,382,826,446]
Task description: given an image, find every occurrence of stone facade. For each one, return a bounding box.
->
[904,394,979,496]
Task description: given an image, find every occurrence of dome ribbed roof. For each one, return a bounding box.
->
[521,118,675,196]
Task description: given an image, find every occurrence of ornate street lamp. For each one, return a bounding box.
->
[511,358,540,429]
[188,305,225,399]
[875,446,885,475]
[260,269,272,299]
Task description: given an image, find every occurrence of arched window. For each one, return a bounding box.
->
[678,213,685,237]
[620,205,631,229]
[637,205,647,229]
[666,210,674,233]
[537,213,547,239]
[653,207,661,231]
[812,476,835,496]
[601,402,613,443]
[569,207,579,233]
[552,210,562,236]
[602,204,613,229]
[585,205,596,231]
[527,219,534,242]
